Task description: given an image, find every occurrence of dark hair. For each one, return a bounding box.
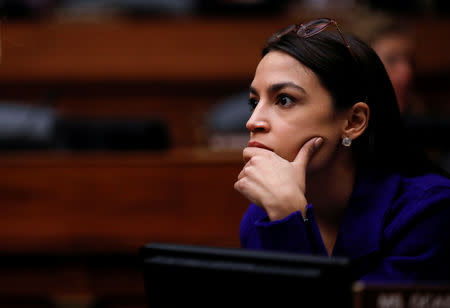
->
[262,30,438,176]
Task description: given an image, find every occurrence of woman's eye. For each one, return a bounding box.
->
[277,95,295,107]
[248,97,258,110]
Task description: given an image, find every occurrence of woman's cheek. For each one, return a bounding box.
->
[281,139,307,162]
[306,139,337,173]
[276,148,297,162]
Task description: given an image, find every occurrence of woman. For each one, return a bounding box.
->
[234,18,450,282]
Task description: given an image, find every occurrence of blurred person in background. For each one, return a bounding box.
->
[348,8,450,173]
[348,8,426,115]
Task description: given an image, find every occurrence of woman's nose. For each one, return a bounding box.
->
[246,104,270,133]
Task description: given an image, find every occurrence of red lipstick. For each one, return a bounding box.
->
[247,141,273,151]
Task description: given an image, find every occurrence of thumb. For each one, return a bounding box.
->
[293,137,324,170]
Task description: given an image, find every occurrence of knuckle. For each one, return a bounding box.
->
[238,168,246,179]
[246,157,255,166]
[234,181,240,190]
[242,166,252,178]
[250,156,261,164]
[234,178,246,191]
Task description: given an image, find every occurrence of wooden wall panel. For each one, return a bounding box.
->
[0,18,277,82]
[0,149,248,254]
[1,17,450,82]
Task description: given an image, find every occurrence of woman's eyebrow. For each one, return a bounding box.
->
[269,82,306,94]
[249,82,306,96]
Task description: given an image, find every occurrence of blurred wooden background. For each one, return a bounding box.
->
[0,15,450,308]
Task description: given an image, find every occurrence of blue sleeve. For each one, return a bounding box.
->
[361,186,450,282]
[239,203,327,255]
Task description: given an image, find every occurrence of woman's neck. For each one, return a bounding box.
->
[306,150,356,255]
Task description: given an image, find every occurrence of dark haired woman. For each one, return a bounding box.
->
[234,19,450,282]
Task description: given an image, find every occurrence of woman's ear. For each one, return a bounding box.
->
[342,102,370,141]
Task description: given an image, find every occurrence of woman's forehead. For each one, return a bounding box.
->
[252,51,319,91]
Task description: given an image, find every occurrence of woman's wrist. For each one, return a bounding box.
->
[266,191,309,221]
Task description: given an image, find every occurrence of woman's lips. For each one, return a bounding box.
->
[247,141,273,151]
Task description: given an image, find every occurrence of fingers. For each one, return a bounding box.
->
[234,166,260,205]
[293,137,323,170]
[242,146,273,163]
[236,148,270,203]
[237,166,248,181]
[234,177,259,205]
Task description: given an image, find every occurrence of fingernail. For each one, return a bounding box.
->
[314,137,324,148]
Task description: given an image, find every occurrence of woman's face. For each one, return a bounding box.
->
[247,51,347,171]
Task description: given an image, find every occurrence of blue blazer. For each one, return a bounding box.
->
[240,171,450,282]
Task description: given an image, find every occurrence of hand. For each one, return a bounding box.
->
[234,137,323,221]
